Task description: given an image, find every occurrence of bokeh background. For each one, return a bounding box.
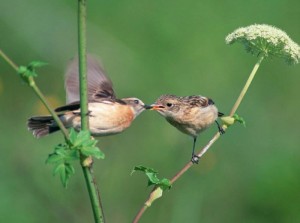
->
[1,0,300,222]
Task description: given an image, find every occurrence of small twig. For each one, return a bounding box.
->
[133,205,148,223]
[0,49,18,71]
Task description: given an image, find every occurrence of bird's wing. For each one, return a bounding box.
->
[55,98,126,113]
[65,55,116,104]
[55,101,81,112]
[186,96,212,107]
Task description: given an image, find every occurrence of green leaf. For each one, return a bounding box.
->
[233,114,246,127]
[159,178,172,191]
[17,61,47,83]
[65,163,75,175]
[55,147,68,157]
[52,163,74,188]
[69,129,95,148]
[18,66,27,75]
[28,61,48,68]
[132,165,157,175]
[74,130,91,147]
[68,128,78,146]
[64,150,80,162]
[46,153,64,164]
[132,165,171,191]
[53,163,65,176]
[81,146,105,159]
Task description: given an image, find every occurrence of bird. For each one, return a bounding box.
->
[27,55,151,138]
[150,94,224,163]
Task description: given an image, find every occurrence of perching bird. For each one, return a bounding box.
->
[150,94,224,163]
[28,56,150,138]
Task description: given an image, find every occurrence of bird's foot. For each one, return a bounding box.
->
[218,127,225,135]
[216,120,225,135]
[191,154,200,164]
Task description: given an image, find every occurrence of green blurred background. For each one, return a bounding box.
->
[1,0,300,222]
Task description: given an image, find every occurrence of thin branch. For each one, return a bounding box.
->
[133,205,148,223]
[0,49,18,71]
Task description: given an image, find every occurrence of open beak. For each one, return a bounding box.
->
[143,104,153,109]
[150,104,165,110]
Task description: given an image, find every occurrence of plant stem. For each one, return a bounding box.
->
[133,55,265,223]
[0,49,18,71]
[82,164,105,223]
[78,0,88,131]
[133,205,148,223]
[77,1,105,222]
[230,55,265,116]
[0,49,69,139]
[30,79,70,139]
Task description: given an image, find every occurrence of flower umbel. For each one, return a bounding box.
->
[226,24,300,64]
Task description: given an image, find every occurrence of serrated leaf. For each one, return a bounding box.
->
[74,130,91,147]
[69,128,78,145]
[46,153,64,164]
[132,165,171,191]
[53,163,65,176]
[65,163,75,175]
[81,146,105,159]
[55,146,67,157]
[64,150,80,162]
[132,165,157,175]
[28,61,48,68]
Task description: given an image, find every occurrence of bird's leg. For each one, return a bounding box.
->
[191,137,199,164]
[215,120,225,134]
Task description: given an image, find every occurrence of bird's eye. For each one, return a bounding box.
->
[166,103,173,107]
[134,100,139,104]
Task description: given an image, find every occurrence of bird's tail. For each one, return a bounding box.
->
[27,116,60,138]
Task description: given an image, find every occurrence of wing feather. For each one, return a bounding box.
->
[65,55,116,103]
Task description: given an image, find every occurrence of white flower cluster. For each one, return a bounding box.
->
[226,24,300,64]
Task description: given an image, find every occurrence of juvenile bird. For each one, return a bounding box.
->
[28,56,150,138]
[150,94,224,163]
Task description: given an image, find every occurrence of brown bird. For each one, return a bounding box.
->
[28,56,150,138]
[150,94,224,163]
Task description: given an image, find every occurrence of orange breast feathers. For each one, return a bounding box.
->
[88,102,135,129]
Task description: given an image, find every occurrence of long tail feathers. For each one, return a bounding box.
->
[27,116,60,138]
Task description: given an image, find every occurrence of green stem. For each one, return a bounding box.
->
[77,1,105,223]
[0,49,69,140]
[81,165,105,223]
[30,79,69,139]
[0,49,18,71]
[78,0,88,130]
[133,55,265,223]
[229,55,265,116]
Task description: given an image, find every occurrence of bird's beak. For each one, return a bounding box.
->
[150,104,165,110]
[143,104,153,109]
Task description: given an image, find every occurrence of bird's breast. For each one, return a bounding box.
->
[88,103,134,135]
[166,105,218,137]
